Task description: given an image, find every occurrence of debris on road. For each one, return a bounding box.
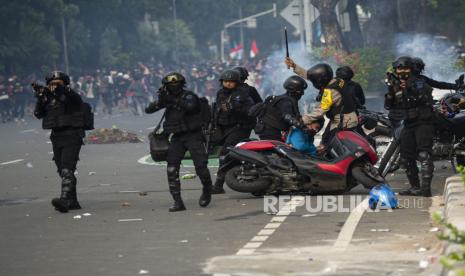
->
[370,228,391,232]
[0,159,24,166]
[117,218,143,222]
[181,174,196,180]
[73,215,82,220]
[301,214,317,217]
[84,127,143,144]
[419,260,429,269]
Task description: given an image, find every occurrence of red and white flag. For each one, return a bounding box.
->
[249,40,259,58]
[229,42,243,60]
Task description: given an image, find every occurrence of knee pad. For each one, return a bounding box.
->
[417,151,431,162]
[167,166,179,182]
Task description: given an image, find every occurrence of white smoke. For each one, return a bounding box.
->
[261,42,336,112]
[394,33,461,83]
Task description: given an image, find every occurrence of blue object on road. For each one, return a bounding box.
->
[368,183,398,210]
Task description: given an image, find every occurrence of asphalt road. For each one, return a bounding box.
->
[0,112,451,275]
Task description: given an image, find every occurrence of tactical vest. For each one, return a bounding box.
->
[216,88,253,127]
[260,95,299,131]
[163,91,206,134]
[42,99,86,130]
[326,78,356,120]
[388,78,433,121]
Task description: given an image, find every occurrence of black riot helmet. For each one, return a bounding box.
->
[284,75,307,100]
[161,72,186,85]
[162,72,186,95]
[411,57,426,75]
[45,71,70,86]
[307,63,333,89]
[219,69,241,83]
[232,66,249,82]
[392,56,413,70]
[335,66,354,81]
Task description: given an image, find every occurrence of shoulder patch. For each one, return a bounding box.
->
[321,89,333,110]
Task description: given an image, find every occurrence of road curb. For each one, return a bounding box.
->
[442,175,465,275]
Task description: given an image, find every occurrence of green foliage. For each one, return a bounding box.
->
[312,47,394,92]
[432,166,465,273]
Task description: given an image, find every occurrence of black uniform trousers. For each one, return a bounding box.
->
[51,130,83,174]
[166,131,211,183]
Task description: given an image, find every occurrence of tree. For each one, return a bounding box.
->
[359,0,399,49]
[311,0,350,53]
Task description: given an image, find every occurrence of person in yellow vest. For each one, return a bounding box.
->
[285,58,358,150]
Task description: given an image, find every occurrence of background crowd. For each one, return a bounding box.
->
[0,58,284,123]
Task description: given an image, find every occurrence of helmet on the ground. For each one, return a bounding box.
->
[335,66,354,80]
[411,57,425,74]
[219,70,241,82]
[233,66,249,81]
[392,56,413,69]
[307,63,333,89]
[45,71,70,85]
[283,75,308,92]
[162,72,186,85]
[368,184,398,210]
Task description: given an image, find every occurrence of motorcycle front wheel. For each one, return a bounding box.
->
[225,165,272,193]
[351,162,385,189]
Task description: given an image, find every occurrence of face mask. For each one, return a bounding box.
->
[397,72,410,80]
[289,90,303,100]
[167,83,183,94]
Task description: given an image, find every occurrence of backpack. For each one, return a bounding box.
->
[81,102,94,130]
[198,97,211,126]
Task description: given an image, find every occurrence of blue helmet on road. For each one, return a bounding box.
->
[368,184,398,210]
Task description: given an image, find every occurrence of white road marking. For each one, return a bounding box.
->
[235,196,305,256]
[333,198,369,249]
[19,128,36,133]
[0,159,24,166]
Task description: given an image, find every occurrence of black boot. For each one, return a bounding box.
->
[419,151,434,197]
[399,159,422,196]
[211,178,226,194]
[69,189,82,210]
[399,175,421,196]
[169,192,186,212]
[421,177,432,197]
[167,166,186,212]
[51,169,74,213]
[198,170,213,207]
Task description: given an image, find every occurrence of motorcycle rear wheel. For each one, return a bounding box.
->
[225,166,271,193]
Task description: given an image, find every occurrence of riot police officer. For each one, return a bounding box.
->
[302,64,359,147]
[385,57,435,197]
[335,66,365,109]
[211,70,255,194]
[145,72,212,212]
[233,66,263,104]
[33,71,87,213]
[254,75,308,140]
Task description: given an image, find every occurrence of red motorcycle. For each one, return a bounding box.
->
[219,131,384,195]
